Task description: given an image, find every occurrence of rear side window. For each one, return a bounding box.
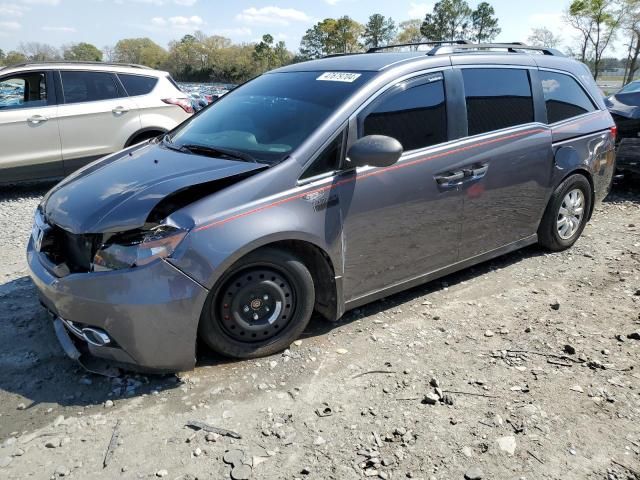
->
[118,74,158,96]
[462,68,534,136]
[61,71,121,104]
[539,71,596,123]
[0,72,48,110]
[362,73,447,151]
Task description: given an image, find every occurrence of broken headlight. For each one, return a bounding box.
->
[92,225,187,272]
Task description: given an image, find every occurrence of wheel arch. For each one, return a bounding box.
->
[124,127,168,148]
[557,167,596,220]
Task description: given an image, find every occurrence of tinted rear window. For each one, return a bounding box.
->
[118,74,158,96]
[462,68,534,136]
[539,71,596,123]
[61,71,121,104]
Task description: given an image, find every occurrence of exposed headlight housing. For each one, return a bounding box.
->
[92,225,187,272]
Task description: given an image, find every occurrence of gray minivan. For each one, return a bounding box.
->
[28,42,616,372]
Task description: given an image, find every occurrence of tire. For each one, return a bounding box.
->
[199,248,315,359]
[538,173,592,252]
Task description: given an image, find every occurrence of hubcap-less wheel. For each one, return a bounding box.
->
[557,188,585,240]
[218,268,295,343]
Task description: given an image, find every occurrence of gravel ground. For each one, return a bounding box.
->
[0,180,638,480]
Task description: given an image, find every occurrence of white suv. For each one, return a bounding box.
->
[0,62,194,184]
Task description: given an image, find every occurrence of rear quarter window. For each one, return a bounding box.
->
[118,74,158,96]
[539,71,597,124]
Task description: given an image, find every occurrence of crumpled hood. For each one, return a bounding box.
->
[606,92,640,118]
[42,142,266,234]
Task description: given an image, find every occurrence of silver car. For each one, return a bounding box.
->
[0,61,193,184]
[28,43,616,372]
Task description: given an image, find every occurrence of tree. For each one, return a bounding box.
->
[565,0,625,78]
[63,42,103,62]
[396,19,426,46]
[253,34,277,71]
[300,17,363,58]
[18,42,59,61]
[0,49,5,62]
[113,38,168,68]
[333,16,364,53]
[471,2,501,42]
[4,51,27,66]
[622,0,640,84]
[421,0,473,41]
[300,19,337,59]
[363,14,397,49]
[102,45,115,62]
[527,27,563,48]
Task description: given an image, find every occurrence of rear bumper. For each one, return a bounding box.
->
[27,237,209,372]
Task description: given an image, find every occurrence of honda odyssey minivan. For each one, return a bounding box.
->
[28,42,616,372]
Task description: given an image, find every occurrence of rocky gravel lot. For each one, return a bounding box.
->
[0,180,638,480]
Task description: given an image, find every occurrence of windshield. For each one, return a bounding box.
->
[169,71,374,164]
[619,81,640,94]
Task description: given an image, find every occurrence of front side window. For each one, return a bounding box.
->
[61,71,121,104]
[0,72,48,110]
[539,71,596,123]
[361,74,447,151]
[301,131,344,180]
[170,71,374,165]
[462,68,534,136]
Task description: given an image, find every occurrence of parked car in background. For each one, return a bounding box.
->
[606,80,640,176]
[0,61,194,184]
[28,42,616,372]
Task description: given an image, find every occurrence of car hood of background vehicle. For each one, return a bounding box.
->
[42,143,266,234]
[606,92,640,118]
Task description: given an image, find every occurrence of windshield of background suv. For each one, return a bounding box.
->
[619,81,640,94]
[169,71,374,164]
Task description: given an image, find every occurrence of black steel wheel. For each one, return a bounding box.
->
[199,248,315,359]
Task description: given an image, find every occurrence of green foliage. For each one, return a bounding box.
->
[421,0,473,41]
[363,14,397,49]
[3,51,26,66]
[471,2,501,42]
[300,16,364,59]
[396,19,425,45]
[63,42,103,62]
[0,49,4,61]
[113,38,168,68]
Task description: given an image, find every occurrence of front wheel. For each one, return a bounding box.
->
[199,248,315,359]
[538,174,592,252]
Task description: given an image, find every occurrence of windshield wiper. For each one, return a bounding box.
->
[180,143,258,163]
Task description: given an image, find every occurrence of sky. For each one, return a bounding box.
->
[0,0,628,56]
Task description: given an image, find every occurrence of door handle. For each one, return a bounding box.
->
[462,163,489,179]
[27,115,49,124]
[112,106,129,114]
[435,171,465,186]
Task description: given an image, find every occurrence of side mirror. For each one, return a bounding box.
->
[347,135,403,168]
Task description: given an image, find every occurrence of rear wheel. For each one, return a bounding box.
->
[199,248,315,359]
[538,174,592,251]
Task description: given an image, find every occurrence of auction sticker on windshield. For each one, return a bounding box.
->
[317,72,362,83]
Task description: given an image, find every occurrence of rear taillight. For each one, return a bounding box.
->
[204,94,213,104]
[611,125,618,141]
[162,98,194,114]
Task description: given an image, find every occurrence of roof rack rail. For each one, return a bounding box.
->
[367,40,471,53]
[4,61,153,70]
[427,42,564,57]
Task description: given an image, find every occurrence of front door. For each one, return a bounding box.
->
[0,70,63,181]
[339,72,464,301]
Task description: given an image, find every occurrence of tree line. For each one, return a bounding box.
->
[1,0,639,84]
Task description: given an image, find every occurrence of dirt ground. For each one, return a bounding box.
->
[0,180,638,480]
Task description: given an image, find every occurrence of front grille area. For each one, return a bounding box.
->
[37,212,102,274]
